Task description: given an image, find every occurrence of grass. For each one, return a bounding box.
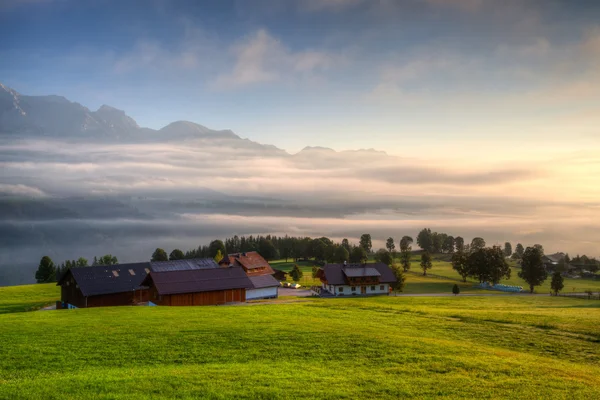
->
[0,283,59,314]
[403,254,600,294]
[0,294,599,399]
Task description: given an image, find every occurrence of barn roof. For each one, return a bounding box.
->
[227,251,274,275]
[150,258,219,272]
[321,263,396,285]
[248,274,280,289]
[57,262,150,297]
[142,266,253,295]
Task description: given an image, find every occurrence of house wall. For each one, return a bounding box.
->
[151,288,246,306]
[246,286,278,300]
[322,283,389,296]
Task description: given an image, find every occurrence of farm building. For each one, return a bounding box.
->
[316,263,397,296]
[141,266,252,306]
[57,262,150,308]
[272,268,288,281]
[220,251,279,300]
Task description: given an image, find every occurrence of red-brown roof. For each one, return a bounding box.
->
[227,251,274,275]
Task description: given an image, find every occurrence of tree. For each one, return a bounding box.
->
[515,243,525,258]
[76,257,88,267]
[431,232,445,253]
[334,245,350,264]
[96,254,118,265]
[258,239,279,261]
[399,250,411,272]
[151,248,168,262]
[416,228,433,252]
[470,237,486,252]
[169,249,184,261]
[341,238,351,252]
[420,252,432,276]
[359,234,372,253]
[349,246,368,264]
[442,236,455,254]
[214,249,224,263]
[550,271,564,296]
[454,236,465,252]
[208,240,226,259]
[390,265,406,294]
[451,251,470,282]
[374,249,393,266]
[504,242,512,257]
[452,284,460,296]
[312,266,319,279]
[35,256,56,283]
[385,237,395,253]
[518,246,547,293]
[533,244,545,255]
[467,246,510,284]
[290,264,303,282]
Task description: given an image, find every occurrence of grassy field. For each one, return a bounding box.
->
[403,255,600,294]
[0,283,59,314]
[0,293,599,399]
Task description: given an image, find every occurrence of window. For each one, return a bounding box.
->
[380,285,384,290]
[351,286,356,292]
[112,270,119,277]
[371,286,375,290]
[129,269,136,276]
[338,287,343,292]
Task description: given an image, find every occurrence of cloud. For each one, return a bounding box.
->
[213,29,341,89]
[0,183,47,197]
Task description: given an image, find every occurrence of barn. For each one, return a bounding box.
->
[141,266,253,306]
[57,262,150,308]
[221,251,279,300]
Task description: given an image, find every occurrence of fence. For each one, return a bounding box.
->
[554,292,600,300]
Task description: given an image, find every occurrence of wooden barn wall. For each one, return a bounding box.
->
[154,288,246,306]
[60,277,86,308]
[87,292,135,308]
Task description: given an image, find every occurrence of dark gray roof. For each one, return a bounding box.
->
[150,258,219,272]
[343,267,381,278]
[142,266,253,295]
[58,262,150,297]
[248,274,280,289]
[543,253,565,264]
[322,263,397,285]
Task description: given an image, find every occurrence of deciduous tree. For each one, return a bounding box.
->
[208,240,226,259]
[451,250,470,282]
[417,228,433,252]
[390,265,406,294]
[454,236,465,252]
[169,249,184,261]
[258,239,279,261]
[385,237,395,253]
[518,246,547,293]
[374,249,393,266]
[504,242,512,257]
[515,243,525,258]
[350,246,368,264]
[470,237,486,252]
[420,252,432,276]
[452,284,460,296]
[550,271,564,295]
[96,254,118,265]
[359,234,372,253]
[151,248,168,262]
[334,245,350,264]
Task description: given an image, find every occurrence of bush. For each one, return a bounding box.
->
[452,284,460,296]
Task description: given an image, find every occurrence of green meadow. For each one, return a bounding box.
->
[0,283,59,314]
[1,288,599,399]
[271,255,600,294]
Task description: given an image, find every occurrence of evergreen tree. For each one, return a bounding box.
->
[35,256,56,283]
[290,264,303,282]
[452,284,460,296]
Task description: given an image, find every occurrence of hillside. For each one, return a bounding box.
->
[0,291,599,399]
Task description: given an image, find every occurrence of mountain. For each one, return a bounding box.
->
[0,83,280,151]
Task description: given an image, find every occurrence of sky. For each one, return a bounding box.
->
[1,0,599,154]
[0,0,600,269]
